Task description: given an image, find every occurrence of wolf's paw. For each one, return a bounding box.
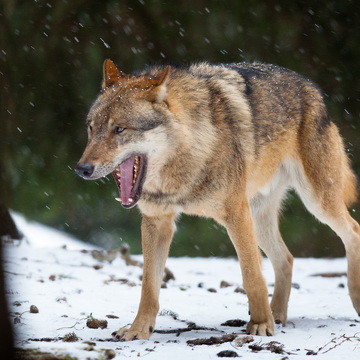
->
[246,320,274,336]
[112,325,153,341]
[271,307,287,326]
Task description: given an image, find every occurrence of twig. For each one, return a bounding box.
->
[155,321,221,336]
[56,321,83,331]
[4,270,26,276]
[314,333,360,355]
[9,310,28,319]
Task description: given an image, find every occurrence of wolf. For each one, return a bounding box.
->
[75,59,360,340]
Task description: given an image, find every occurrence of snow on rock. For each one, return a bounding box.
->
[3,214,360,359]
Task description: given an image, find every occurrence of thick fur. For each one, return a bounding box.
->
[76,60,360,340]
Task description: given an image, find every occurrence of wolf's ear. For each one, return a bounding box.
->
[148,66,171,102]
[102,59,126,89]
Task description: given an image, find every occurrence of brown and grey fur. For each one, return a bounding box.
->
[76,60,360,340]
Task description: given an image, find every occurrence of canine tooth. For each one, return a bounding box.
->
[115,197,121,202]
[128,198,134,203]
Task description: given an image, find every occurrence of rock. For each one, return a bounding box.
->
[217,350,239,357]
[220,280,233,288]
[86,318,108,329]
[30,305,39,313]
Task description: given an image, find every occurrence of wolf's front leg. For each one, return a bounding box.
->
[113,213,176,341]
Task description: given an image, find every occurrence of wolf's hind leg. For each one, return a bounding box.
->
[250,187,293,326]
[296,185,360,316]
[295,122,360,316]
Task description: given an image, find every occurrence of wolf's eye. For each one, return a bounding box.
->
[114,126,125,134]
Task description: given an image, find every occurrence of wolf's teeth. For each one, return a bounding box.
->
[115,197,134,204]
[134,157,140,171]
[133,158,140,185]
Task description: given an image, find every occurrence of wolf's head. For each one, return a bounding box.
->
[75,59,173,209]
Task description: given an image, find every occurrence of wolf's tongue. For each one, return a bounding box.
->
[120,157,136,205]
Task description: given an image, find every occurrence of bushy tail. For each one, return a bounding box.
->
[343,157,358,208]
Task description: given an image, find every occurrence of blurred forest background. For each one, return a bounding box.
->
[1,0,360,257]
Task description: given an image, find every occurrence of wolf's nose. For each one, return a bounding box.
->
[75,163,94,178]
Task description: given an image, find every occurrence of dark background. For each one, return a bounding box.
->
[1,0,360,257]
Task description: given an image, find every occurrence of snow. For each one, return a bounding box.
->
[4,214,360,359]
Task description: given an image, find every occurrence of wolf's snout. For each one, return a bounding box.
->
[75,163,94,179]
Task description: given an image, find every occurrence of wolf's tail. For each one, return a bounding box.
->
[343,156,358,208]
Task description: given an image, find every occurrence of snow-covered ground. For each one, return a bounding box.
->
[4,213,360,359]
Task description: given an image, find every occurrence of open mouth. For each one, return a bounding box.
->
[111,155,146,209]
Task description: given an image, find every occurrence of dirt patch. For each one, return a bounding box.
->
[220,281,233,288]
[217,350,239,357]
[234,287,246,294]
[105,314,119,319]
[86,318,108,329]
[14,348,76,360]
[28,333,80,343]
[248,340,292,355]
[28,337,60,342]
[187,333,238,346]
[221,319,247,327]
[62,332,80,342]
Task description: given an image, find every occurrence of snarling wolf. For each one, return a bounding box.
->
[75,59,360,340]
